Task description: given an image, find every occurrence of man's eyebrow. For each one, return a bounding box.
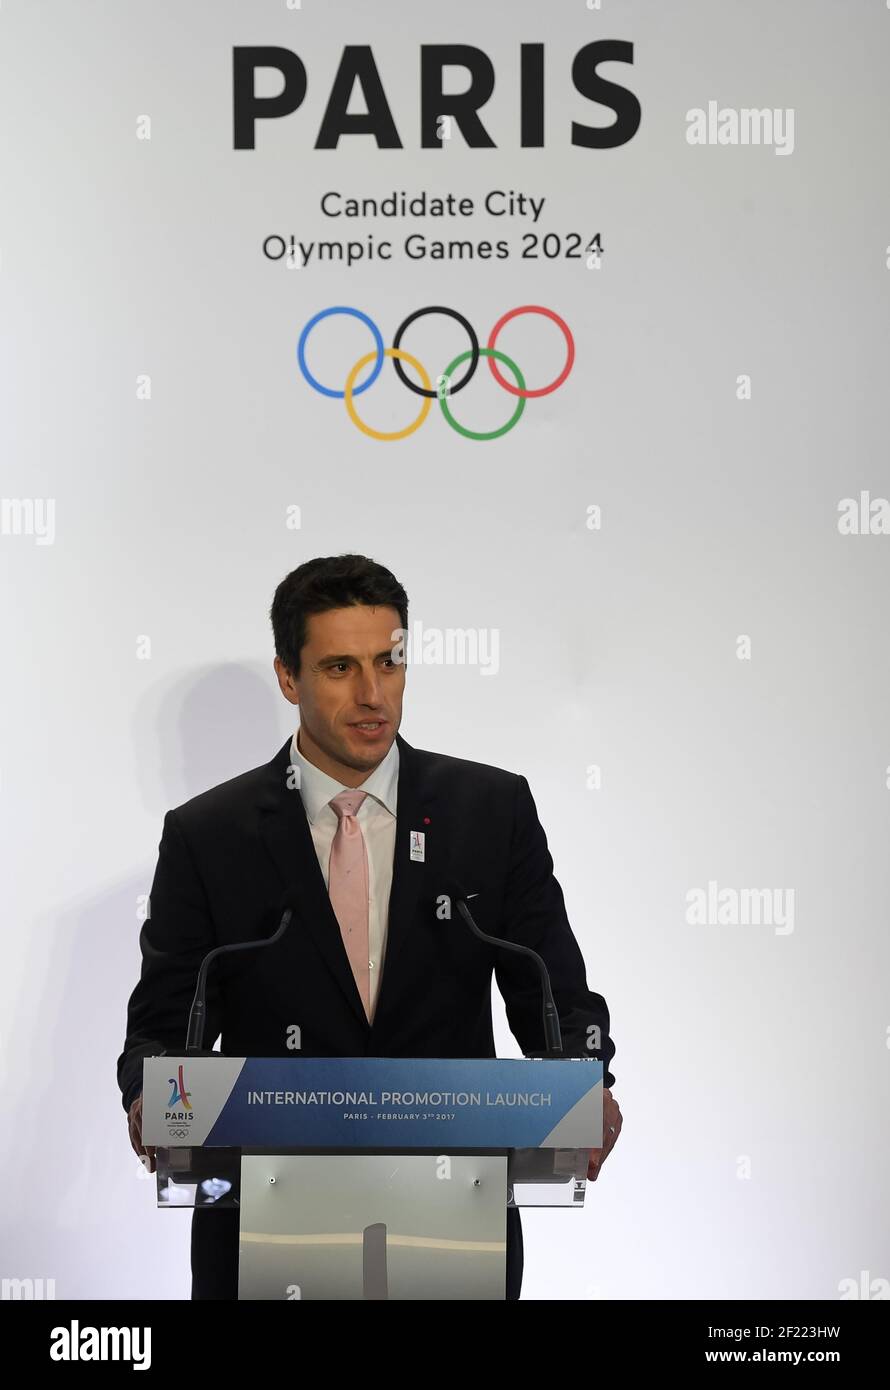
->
[316,649,398,664]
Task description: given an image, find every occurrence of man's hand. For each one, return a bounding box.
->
[587,1088,622,1181]
[128,1093,157,1175]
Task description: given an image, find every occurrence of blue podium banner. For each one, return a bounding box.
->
[142,1056,603,1150]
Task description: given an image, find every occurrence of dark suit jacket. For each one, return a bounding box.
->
[117,733,616,1111]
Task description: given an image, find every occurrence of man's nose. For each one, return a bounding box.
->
[355,668,383,705]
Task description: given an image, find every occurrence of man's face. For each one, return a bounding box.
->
[274,604,405,783]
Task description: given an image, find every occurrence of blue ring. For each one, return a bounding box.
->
[297,306,384,399]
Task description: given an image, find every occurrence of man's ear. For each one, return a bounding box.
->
[273,656,300,706]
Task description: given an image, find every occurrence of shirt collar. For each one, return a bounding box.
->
[289,727,399,824]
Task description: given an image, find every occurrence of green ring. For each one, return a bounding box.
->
[438,347,526,440]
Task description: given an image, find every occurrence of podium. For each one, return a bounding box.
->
[142,1054,603,1300]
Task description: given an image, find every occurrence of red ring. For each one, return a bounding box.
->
[486,305,575,398]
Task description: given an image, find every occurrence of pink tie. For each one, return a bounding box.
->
[328,789,371,1021]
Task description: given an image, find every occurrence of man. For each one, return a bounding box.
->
[118,553,622,1299]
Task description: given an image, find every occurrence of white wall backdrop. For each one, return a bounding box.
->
[1,0,888,1300]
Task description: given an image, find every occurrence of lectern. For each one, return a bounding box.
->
[142,1055,602,1300]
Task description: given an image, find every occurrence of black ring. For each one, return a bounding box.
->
[392,306,479,398]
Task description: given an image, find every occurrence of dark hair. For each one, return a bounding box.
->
[270,553,409,676]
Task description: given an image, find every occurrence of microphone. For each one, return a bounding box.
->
[438,870,563,1057]
[185,894,295,1055]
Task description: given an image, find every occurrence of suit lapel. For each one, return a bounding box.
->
[370,734,440,1035]
[256,732,440,1037]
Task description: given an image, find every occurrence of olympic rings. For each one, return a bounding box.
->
[346,348,433,441]
[392,306,479,398]
[297,304,573,438]
[439,348,526,441]
[298,306,384,398]
[487,305,575,398]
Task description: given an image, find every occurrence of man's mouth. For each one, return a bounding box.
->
[349,720,388,737]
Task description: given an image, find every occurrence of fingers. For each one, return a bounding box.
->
[132,1133,156,1174]
[128,1094,157,1173]
[589,1096,624,1182]
[128,1102,143,1156]
[604,1096,623,1144]
[130,1132,155,1172]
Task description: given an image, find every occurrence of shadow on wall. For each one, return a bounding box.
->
[133,662,291,815]
[0,662,292,1297]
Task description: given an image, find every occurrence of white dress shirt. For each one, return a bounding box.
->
[289,728,399,1020]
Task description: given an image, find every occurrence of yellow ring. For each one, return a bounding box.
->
[345,347,432,440]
